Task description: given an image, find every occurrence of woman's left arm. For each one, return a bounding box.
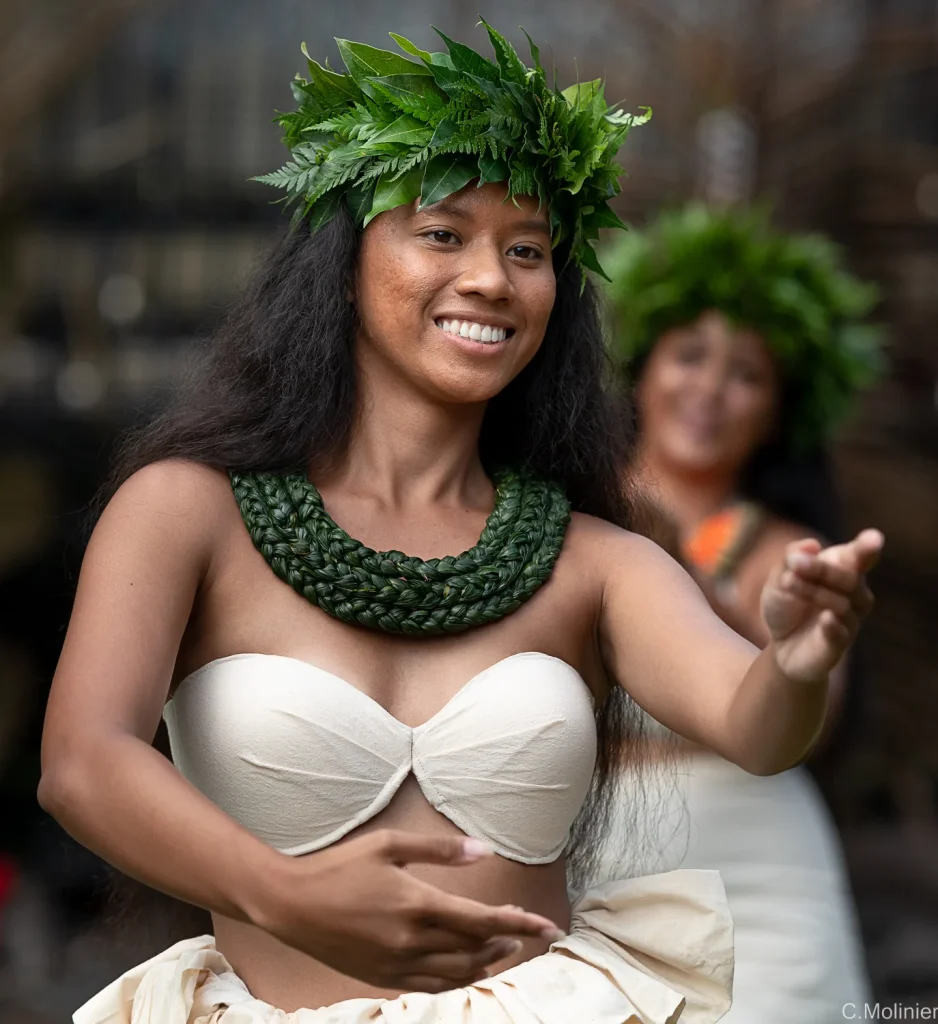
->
[595,524,882,775]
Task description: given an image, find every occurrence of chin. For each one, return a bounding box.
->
[425,369,513,406]
[664,440,735,476]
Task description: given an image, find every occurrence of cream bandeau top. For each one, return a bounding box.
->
[163,652,597,864]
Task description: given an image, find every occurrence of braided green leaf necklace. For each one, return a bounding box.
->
[230,467,571,636]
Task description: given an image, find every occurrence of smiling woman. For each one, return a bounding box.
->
[600,204,885,1023]
[38,24,882,1024]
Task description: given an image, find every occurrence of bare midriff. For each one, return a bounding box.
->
[211,776,570,1014]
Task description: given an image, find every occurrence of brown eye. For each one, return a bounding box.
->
[426,230,459,244]
[508,245,542,260]
[675,342,706,365]
[731,361,767,385]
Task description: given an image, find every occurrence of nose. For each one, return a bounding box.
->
[454,239,513,303]
[692,358,729,405]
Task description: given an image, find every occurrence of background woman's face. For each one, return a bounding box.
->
[354,182,556,405]
[637,309,780,479]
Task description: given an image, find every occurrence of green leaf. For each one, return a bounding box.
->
[419,154,478,208]
[306,189,343,233]
[478,18,528,83]
[370,74,446,117]
[432,27,500,82]
[345,179,376,223]
[367,113,432,146]
[389,32,433,63]
[562,79,602,108]
[521,28,542,72]
[424,60,470,94]
[582,201,627,231]
[390,32,452,68]
[577,239,609,280]
[429,117,458,147]
[301,44,362,102]
[478,152,509,185]
[365,168,423,226]
[336,39,428,85]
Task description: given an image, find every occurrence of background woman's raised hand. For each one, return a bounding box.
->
[253,828,564,994]
[761,529,884,683]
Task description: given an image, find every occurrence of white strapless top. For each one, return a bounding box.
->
[163,652,597,864]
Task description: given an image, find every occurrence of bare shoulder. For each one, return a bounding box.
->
[563,510,686,587]
[91,459,240,567]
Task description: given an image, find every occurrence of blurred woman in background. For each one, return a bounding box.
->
[601,204,885,1023]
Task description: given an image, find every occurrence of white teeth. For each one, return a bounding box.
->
[436,319,511,343]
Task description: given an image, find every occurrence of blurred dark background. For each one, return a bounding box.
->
[0,1,936,1019]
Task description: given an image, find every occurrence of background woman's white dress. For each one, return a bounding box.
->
[597,747,872,1023]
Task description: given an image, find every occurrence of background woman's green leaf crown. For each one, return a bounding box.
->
[601,203,887,451]
[253,19,650,280]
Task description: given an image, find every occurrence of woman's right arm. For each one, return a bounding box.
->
[39,461,286,922]
[39,461,558,991]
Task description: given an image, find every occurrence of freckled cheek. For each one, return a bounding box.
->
[365,255,444,335]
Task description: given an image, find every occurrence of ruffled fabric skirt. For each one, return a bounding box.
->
[73,871,733,1024]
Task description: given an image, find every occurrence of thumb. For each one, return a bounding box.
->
[373,829,495,867]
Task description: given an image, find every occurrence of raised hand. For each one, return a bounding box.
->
[253,828,564,993]
[760,529,883,683]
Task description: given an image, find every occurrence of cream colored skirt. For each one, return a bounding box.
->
[73,871,733,1024]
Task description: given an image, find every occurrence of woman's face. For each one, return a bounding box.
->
[637,309,780,479]
[354,182,556,404]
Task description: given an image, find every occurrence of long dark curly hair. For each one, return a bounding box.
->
[100,206,650,939]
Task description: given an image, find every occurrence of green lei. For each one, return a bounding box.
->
[230,467,571,636]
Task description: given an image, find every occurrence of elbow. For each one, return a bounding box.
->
[37,765,69,820]
[731,746,806,777]
[37,755,90,826]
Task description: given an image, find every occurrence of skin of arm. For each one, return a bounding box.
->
[594,523,877,776]
[38,461,286,924]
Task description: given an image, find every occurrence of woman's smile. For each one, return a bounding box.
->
[433,316,517,356]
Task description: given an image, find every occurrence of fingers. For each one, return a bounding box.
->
[374,829,494,867]
[409,937,523,985]
[779,570,861,631]
[819,609,852,646]
[423,890,563,942]
[850,529,885,573]
[783,545,875,617]
[799,529,884,573]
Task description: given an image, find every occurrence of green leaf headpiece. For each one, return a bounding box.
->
[254,20,650,279]
[602,203,886,450]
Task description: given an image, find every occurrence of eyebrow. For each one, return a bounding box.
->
[419,198,551,235]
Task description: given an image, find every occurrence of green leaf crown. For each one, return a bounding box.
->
[601,203,886,450]
[253,19,650,279]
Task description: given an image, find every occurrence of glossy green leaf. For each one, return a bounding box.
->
[365,168,423,225]
[419,155,478,209]
[367,114,432,147]
[336,39,428,84]
[432,27,500,81]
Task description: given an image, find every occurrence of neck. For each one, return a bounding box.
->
[315,351,491,511]
[635,444,738,537]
